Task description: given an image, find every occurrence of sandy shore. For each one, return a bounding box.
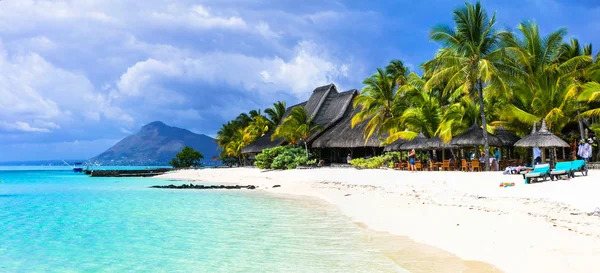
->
[157,168,600,273]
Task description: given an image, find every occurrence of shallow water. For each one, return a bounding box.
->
[0,168,407,272]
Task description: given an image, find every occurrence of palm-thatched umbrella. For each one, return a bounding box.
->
[399,132,429,150]
[494,126,521,160]
[495,126,520,146]
[514,120,568,148]
[514,120,568,167]
[449,123,503,147]
[425,135,456,162]
[383,138,407,152]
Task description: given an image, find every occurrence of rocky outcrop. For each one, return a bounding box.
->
[150,184,256,190]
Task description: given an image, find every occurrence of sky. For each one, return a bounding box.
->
[1,0,599,161]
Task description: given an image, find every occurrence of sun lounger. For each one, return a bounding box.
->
[524,163,550,184]
[550,161,573,181]
[571,160,588,177]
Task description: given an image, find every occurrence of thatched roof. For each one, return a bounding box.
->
[307,89,356,142]
[449,123,503,147]
[312,104,386,148]
[383,138,407,152]
[425,136,455,149]
[399,132,430,150]
[305,84,334,117]
[241,101,306,154]
[240,131,283,154]
[494,126,521,146]
[514,120,569,148]
[242,84,355,154]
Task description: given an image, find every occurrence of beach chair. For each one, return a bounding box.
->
[550,161,574,181]
[441,160,452,171]
[461,159,469,172]
[571,160,588,177]
[415,161,423,171]
[524,163,551,184]
[471,160,481,172]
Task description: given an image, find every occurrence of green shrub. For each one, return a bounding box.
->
[255,146,311,170]
[349,152,402,169]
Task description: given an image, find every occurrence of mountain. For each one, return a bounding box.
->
[89,121,219,165]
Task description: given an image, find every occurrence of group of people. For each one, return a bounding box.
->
[577,138,594,162]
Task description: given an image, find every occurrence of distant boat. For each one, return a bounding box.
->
[63,160,85,173]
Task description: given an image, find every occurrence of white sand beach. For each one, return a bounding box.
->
[158,168,600,273]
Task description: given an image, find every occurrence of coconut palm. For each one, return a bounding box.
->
[384,73,441,141]
[272,106,323,156]
[352,68,406,142]
[437,96,480,142]
[425,1,514,170]
[265,101,287,127]
[498,23,594,135]
[578,82,600,118]
[386,60,410,88]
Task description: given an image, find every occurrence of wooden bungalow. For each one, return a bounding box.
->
[311,105,386,163]
[242,83,383,163]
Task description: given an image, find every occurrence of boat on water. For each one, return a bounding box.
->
[63,160,85,173]
[72,162,84,173]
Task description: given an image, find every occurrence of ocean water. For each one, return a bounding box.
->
[0,168,407,273]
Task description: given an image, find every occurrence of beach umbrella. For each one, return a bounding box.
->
[494,126,520,147]
[383,138,407,152]
[398,132,429,150]
[449,122,503,147]
[514,120,569,148]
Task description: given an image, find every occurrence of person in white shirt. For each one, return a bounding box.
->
[533,147,541,165]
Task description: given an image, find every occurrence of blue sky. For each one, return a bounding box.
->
[1,0,599,161]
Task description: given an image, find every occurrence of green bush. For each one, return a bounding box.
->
[255,146,311,170]
[349,152,402,169]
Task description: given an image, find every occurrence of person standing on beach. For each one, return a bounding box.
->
[408,149,416,172]
[346,153,352,164]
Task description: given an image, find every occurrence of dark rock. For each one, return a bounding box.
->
[273,185,281,188]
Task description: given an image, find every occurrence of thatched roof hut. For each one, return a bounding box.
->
[383,138,407,152]
[449,123,503,147]
[514,120,569,148]
[425,136,455,149]
[495,126,520,146]
[242,84,357,154]
[312,105,386,148]
[399,132,429,150]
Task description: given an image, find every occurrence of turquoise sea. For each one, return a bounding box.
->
[0,167,407,272]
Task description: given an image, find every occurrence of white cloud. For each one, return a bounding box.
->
[0,45,131,133]
[148,4,247,30]
[256,21,281,39]
[116,40,349,99]
[0,121,51,133]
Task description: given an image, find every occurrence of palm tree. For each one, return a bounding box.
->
[578,82,600,118]
[385,72,442,141]
[273,106,323,156]
[498,23,594,135]
[352,68,406,142]
[425,1,515,170]
[386,60,410,87]
[243,115,271,144]
[265,101,287,127]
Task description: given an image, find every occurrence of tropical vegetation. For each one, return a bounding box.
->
[169,146,204,168]
[216,0,600,167]
[254,146,316,170]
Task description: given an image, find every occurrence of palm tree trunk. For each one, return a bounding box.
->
[304,141,309,157]
[577,104,585,140]
[477,80,490,171]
